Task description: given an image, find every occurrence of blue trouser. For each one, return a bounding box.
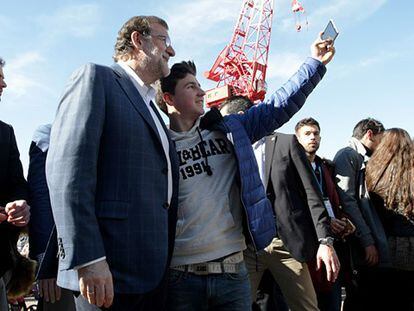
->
[167,261,251,311]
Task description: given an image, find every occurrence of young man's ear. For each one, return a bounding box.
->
[162,92,174,106]
[366,129,374,141]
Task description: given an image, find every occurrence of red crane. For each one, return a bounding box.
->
[204,0,274,108]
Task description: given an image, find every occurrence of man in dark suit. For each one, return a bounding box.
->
[46,16,178,310]
[0,56,31,310]
[244,132,339,311]
[220,100,340,310]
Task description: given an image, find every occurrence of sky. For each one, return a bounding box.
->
[1,0,413,172]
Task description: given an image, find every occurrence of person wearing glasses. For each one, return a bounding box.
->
[46,16,179,311]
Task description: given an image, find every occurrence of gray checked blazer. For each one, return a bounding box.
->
[46,63,179,294]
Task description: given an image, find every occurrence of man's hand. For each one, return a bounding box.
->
[365,245,379,266]
[38,278,61,303]
[316,244,340,282]
[5,200,30,227]
[330,218,346,235]
[311,32,335,66]
[78,260,114,308]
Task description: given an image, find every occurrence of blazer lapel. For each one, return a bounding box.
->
[111,63,161,142]
[264,133,277,190]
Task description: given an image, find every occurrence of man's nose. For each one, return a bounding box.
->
[166,45,175,57]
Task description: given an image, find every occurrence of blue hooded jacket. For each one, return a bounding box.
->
[200,57,326,251]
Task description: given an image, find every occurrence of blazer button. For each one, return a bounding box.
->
[163,202,169,210]
[162,168,168,175]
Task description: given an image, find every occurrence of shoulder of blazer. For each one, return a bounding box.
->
[0,120,12,142]
[273,132,296,146]
[0,120,12,130]
[110,63,129,79]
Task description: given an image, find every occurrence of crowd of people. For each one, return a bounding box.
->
[0,14,413,311]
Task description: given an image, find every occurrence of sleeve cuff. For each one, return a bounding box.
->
[73,256,106,270]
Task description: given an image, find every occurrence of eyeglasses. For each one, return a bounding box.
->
[150,33,172,48]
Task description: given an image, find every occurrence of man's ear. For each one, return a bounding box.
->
[366,129,374,140]
[162,92,174,106]
[131,31,145,50]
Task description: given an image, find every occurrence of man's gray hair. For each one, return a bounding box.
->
[0,57,5,68]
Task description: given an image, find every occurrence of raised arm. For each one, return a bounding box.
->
[232,35,334,142]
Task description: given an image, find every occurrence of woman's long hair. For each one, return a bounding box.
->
[366,128,414,219]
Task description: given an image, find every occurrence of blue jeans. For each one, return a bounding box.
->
[167,261,251,311]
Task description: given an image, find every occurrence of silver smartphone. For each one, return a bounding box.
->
[321,20,339,42]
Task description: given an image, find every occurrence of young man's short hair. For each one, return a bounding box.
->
[0,57,5,68]
[157,61,196,114]
[113,15,168,62]
[295,117,320,133]
[352,118,384,139]
[219,96,253,114]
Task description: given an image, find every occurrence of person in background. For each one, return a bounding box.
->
[28,124,75,311]
[366,128,414,310]
[295,117,354,311]
[333,118,390,311]
[0,56,33,309]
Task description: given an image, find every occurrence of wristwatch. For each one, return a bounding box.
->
[319,237,335,247]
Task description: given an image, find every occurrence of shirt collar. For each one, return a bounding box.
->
[117,61,156,104]
[348,137,371,164]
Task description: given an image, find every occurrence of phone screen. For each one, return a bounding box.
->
[321,20,338,42]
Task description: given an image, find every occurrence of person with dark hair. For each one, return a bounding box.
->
[220,96,254,116]
[366,128,414,310]
[28,124,76,311]
[0,57,33,309]
[46,16,178,310]
[295,117,354,311]
[158,33,336,310]
[239,112,341,310]
[333,117,388,310]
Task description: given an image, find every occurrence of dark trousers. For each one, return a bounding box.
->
[344,267,414,311]
[253,270,289,311]
[74,281,168,311]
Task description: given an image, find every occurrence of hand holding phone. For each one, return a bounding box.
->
[321,19,339,42]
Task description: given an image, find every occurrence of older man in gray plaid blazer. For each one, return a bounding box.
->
[46,16,178,310]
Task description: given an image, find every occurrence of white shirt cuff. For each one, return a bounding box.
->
[73,256,106,270]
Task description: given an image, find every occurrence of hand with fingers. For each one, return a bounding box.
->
[311,32,336,65]
[5,200,30,227]
[78,260,114,308]
[330,218,346,235]
[316,244,341,282]
[38,278,61,303]
[364,244,379,266]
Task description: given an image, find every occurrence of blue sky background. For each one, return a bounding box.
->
[1,0,413,171]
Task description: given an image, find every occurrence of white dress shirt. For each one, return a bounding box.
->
[253,138,266,184]
[118,61,173,206]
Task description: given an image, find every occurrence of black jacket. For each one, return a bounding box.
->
[0,120,28,277]
[264,133,330,262]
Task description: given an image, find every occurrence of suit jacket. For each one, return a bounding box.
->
[264,133,330,262]
[46,63,179,294]
[0,121,28,277]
